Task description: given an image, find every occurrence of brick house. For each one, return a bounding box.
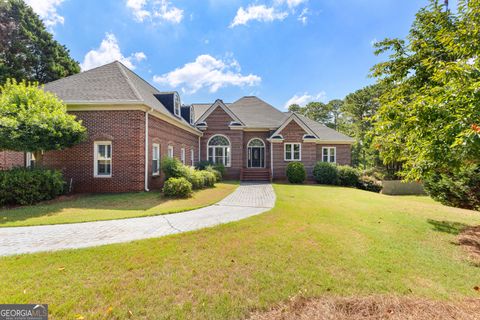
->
[3,61,354,192]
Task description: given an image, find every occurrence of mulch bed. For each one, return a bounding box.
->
[458,225,480,267]
[247,295,480,320]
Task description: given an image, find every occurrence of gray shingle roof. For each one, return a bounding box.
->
[228,96,286,128]
[44,61,197,131]
[296,113,355,142]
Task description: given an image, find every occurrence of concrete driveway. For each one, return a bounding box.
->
[0,183,275,256]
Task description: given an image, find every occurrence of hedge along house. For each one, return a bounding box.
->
[10,61,353,192]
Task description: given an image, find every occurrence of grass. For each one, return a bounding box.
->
[1,184,479,319]
[0,182,238,227]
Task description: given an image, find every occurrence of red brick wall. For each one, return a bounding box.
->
[0,151,24,170]
[316,144,352,166]
[147,114,199,190]
[271,120,352,180]
[200,107,243,179]
[43,110,146,193]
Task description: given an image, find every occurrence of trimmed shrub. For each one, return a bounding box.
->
[357,176,383,193]
[161,157,184,179]
[424,165,480,211]
[205,165,222,182]
[200,170,216,187]
[212,163,225,179]
[181,166,205,189]
[337,165,360,187]
[0,168,65,206]
[162,177,193,198]
[286,162,306,184]
[196,161,225,180]
[313,162,338,185]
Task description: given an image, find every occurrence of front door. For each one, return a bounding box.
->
[248,147,264,168]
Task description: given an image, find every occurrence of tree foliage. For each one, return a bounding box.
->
[0,0,80,84]
[372,0,480,180]
[0,79,87,153]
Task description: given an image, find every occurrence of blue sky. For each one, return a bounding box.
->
[27,0,433,109]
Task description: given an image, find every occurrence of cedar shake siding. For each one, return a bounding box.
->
[147,114,199,190]
[43,110,146,193]
[0,151,24,170]
[200,107,244,179]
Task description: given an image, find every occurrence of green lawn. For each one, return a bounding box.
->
[0,182,237,227]
[1,184,479,319]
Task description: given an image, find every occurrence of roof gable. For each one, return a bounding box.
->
[270,113,317,138]
[196,100,244,125]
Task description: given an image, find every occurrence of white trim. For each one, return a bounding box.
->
[207,134,232,167]
[66,104,202,137]
[270,141,273,178]
[284,143,301,161]
[144,111,150,191]
[246,138,266,168]
[26,152,35,168]
[322,146,337,163]
[168,145,174,158]
[270,113,317,139]
[181,147,186,164]
[174,92,181,117]
[152,143,160,176]
[94,141,112,178]
[196,100,244,125]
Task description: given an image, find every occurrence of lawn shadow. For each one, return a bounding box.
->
[427,219,470,235]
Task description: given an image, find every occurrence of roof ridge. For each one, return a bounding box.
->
[116,61,162,95]
[115,61,143,102]
[43,60,120,87]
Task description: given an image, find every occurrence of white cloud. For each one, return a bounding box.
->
[298,8,309,25]
[284,92,327,109]
[126,0,184,24]
[275,0,307,9]
[25,0,65,27]
[81,33,147,71]
[230,5,288,27]
[153,54,261,94]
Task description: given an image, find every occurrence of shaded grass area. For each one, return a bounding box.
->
[0,184,479,319]
[0,182,238,227]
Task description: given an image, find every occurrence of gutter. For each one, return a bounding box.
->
[145,108,153,191]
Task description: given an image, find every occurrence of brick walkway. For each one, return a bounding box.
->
[0,183,275,256]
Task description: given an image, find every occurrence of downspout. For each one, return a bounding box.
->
[270,141,273,181]
[144,108,153,191]
[198,135,201,163]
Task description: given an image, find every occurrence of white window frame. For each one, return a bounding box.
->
[207,134,231,167]
[168,145,174,158]
[181,147,186,164]
[191,148,195,166]
[26,152,35,168]
[322,147,336,163]
[284,143,301,161]
[174,93,181,117]
[94,141,112,178]
[152,143,160,176]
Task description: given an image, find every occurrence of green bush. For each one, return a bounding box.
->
[212,163,225,179]
[181,166,205,190]
[0,167,65,206]
[162,177,193,198]
[357,176,383,193]
[313,162,338,185]
[200,170,216,187]
[205,165,222,182]
[337,165,360,187]
[424,165,480,211]
[161,157,184,179]
[286,162,306,184]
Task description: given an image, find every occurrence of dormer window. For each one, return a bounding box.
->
[174,92,181,117]
[190,107,194,125]
[229,121,242,126]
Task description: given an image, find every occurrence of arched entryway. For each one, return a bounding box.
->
[247,138,265,168]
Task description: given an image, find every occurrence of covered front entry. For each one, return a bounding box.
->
[247,138,265,168]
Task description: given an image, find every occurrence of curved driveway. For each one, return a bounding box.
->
[0,183,275,256]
